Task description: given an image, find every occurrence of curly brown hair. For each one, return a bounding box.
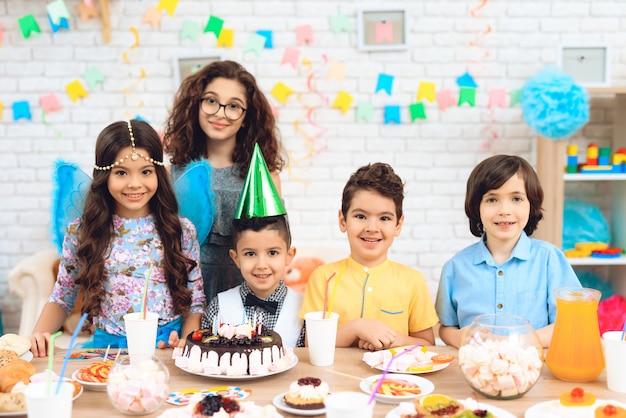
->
[75,120,196,331]
[464,154,544,237]
[341,163,405,221]
[163,60,285,177]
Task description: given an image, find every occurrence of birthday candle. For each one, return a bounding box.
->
[212,316,217,335]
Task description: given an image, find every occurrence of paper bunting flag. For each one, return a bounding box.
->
[409,102,427,121]
[327,61,346,83]
[436,89,455,112]
[376,73,394,95]
[180,20,199,42]
[281,47,300,69]
[40,93,61,114]
[216,28,234,48]
[77,2,100,21]
[332,91,353,114]
[83,66,105,89]
[48,15,69,32]
[143,7,163,29]
[18,14,41,39]
[488,88,507,109]
[417,82,436,102]
[376,21,393,44]
[204,15,224,38]
[65,80,88,102]
[271,82,294,105]
[384,105,401,124]
[509,88,522,107]
[134,115,150,123]
[12,101,31,121]
[458,87,476,107]
[295,24,314,45]
[356,101,374,122]
[47,0,71,25]
[257,30,273,48]
[156,0,179,17]
[456,72,478,88]
[330,13,351,34]
[244,33,266,56]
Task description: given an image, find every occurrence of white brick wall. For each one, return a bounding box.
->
[0,0,621,333]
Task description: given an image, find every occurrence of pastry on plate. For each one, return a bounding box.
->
[283,376,329,410]
[0,334,32,356]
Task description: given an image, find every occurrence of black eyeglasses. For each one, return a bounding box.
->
[199,97,247,120]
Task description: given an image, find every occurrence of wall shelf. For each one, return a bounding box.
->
[564,173,626,181]
[568,256,626,266]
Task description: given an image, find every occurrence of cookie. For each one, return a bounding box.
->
[0,334,31,356]
[0,392,26,412]
[0,350,19,369]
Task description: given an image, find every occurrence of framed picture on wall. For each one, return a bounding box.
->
[357,8,408,52]
[558,45,611,87]
[173,54,222,86]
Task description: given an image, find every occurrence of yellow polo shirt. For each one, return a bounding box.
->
[299,257,438,335]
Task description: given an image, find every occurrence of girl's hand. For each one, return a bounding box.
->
[30,332,52,358]
[156,330,184,349]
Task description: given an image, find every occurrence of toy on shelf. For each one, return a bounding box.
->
[565,143,626,174]
[564,242,624,259]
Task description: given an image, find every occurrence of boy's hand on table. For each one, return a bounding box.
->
[355,319,397,350]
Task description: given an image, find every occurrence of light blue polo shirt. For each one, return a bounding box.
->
[435,232,581,330]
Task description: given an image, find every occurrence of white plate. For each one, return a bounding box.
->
[525,399,626,418]
[71,370,107,391]
[385,398,516,418]
[19,351,33,362]
[272,392,325,416]
[176,355,298,380]
[359,374,434,404]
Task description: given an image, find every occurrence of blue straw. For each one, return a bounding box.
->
[55,312,88,395]
[621,320,626,341]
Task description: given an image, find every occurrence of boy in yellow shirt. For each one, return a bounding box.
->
[299,163,437,350]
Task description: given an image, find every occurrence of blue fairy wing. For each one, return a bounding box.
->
[51,160,92,254]
[173,160,215,245]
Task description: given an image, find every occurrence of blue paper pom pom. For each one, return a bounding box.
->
[521,66,589,140]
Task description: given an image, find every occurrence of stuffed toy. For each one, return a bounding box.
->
[285,256,323,294]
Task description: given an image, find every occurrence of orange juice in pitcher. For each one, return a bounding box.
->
[545,287,605,382]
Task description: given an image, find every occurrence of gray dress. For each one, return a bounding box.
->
[171,162,244,302]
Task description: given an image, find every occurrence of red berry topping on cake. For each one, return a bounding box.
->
[560,387,596,406]
[196,394,241,416]
[191,331,204,341]
[297,377,321,387]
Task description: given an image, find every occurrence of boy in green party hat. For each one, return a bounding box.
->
[200,144,305,347]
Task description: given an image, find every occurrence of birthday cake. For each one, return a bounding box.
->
[173,323,293,376]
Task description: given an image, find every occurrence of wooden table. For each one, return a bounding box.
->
[34,346,624,417]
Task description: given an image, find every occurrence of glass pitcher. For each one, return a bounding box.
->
[545,287,605,382]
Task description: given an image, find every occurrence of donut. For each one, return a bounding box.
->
[0,359,36,393]
[0,350,19,369]
[0,334,31,356]
[0,393,26,412]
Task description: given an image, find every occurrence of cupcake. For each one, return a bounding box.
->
[283,377,329,410]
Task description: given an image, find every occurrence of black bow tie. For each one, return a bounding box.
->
[244,293,278,314]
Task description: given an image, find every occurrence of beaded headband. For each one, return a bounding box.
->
[94,120,165,171]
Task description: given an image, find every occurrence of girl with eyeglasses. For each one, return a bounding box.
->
[164,60,286,302]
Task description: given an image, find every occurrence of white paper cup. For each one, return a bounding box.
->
[603,331,626,393]
[324,391,375,418]
[24,381,73,418]
[304,311,339,366]
[124,311,158,364]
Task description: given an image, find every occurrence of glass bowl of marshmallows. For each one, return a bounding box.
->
[458,314,544,400]
[107,355,169,415]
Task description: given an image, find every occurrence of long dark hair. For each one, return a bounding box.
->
[164,60,285,177]
[465,155,544,237]
[76,120,195,331]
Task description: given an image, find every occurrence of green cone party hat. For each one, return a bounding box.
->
[234,143,286,219]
